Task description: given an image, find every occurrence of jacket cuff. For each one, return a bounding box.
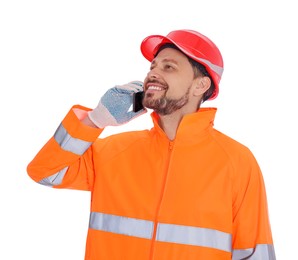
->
[62,105,103,142]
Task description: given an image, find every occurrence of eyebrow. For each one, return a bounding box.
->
[151,58,179,66]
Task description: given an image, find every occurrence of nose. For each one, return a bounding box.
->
[147,69,160,80]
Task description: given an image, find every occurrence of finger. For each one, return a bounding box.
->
[116,82,143,93]
[125,108,147,120]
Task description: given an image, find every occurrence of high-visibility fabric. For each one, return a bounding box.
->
[27,105,275,259]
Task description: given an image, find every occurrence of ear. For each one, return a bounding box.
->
[193,77,211,97]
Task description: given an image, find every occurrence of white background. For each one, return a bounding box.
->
[1,0,297,259]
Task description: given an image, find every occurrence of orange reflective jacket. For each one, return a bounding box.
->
[27,105,275,259]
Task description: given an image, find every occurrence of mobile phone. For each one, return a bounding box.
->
[133,91,144,112]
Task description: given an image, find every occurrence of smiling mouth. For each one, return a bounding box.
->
[147,85,164,91]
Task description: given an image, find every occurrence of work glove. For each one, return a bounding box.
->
[88,81,146,128]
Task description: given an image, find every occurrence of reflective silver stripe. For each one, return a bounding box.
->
[38,167,68,187]
[232,244,276,260]
[89,212,154,239]
[54,123,92,155]
[197,57,223,76]
[89,212,233,252]
[156,223,232,252]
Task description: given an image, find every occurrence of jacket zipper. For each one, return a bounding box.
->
[149,140,174,259]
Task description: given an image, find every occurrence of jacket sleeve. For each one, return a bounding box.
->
[27,105,103,191]
[231,148,276,259]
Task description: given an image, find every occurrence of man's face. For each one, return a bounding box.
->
[143,47,197,115]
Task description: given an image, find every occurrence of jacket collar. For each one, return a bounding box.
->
[150,107,217,143]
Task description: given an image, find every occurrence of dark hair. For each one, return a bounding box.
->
[155,43,215,102]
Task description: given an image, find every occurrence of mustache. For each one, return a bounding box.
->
[146,79,168,88]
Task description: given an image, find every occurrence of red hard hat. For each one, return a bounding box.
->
[140,29,224,100]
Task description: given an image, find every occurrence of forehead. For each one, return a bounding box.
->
[152,47,189,64]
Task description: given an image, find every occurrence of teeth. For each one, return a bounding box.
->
[148,86,163,91]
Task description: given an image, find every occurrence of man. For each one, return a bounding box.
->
[27,29,275,259]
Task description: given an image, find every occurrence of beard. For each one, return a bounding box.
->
[143,87,190,116]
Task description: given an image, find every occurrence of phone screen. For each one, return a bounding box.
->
[133,91,144,112]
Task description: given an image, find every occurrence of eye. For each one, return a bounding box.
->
[150,63,156,71]
[164,64,174,70]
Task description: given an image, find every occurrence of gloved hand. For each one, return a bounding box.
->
[88,81,146,128]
